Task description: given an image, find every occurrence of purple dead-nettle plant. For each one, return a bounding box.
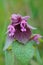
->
[3,14,36,50]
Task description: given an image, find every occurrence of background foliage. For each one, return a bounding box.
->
[0,0,43,65]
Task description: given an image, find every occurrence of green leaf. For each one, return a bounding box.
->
[5,50,14,65]
[12,41,35,65]
[34,48,42,65]
[38,38,43,43]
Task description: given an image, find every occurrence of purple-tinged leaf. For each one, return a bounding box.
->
[3,36,13,51]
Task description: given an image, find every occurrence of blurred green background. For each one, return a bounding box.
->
[0,0,43,65]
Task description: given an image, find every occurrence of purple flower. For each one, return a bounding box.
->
[11,14,22,25]
[20,20,27,32]
[7,14,36,44]
[7,25,15,37]
[31,34,42,44]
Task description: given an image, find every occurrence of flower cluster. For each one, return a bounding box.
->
[7,14,42,44]
[3,14,43,51]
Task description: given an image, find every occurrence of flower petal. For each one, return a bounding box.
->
[15,28,31,44]
[22,16,30,21]
[3,36,13,51]
[11,14,22,26]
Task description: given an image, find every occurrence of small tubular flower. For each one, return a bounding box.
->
[11,14,22,25]
[7,25,15,37]
[31,34,42,44]
[20,20,27,32]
